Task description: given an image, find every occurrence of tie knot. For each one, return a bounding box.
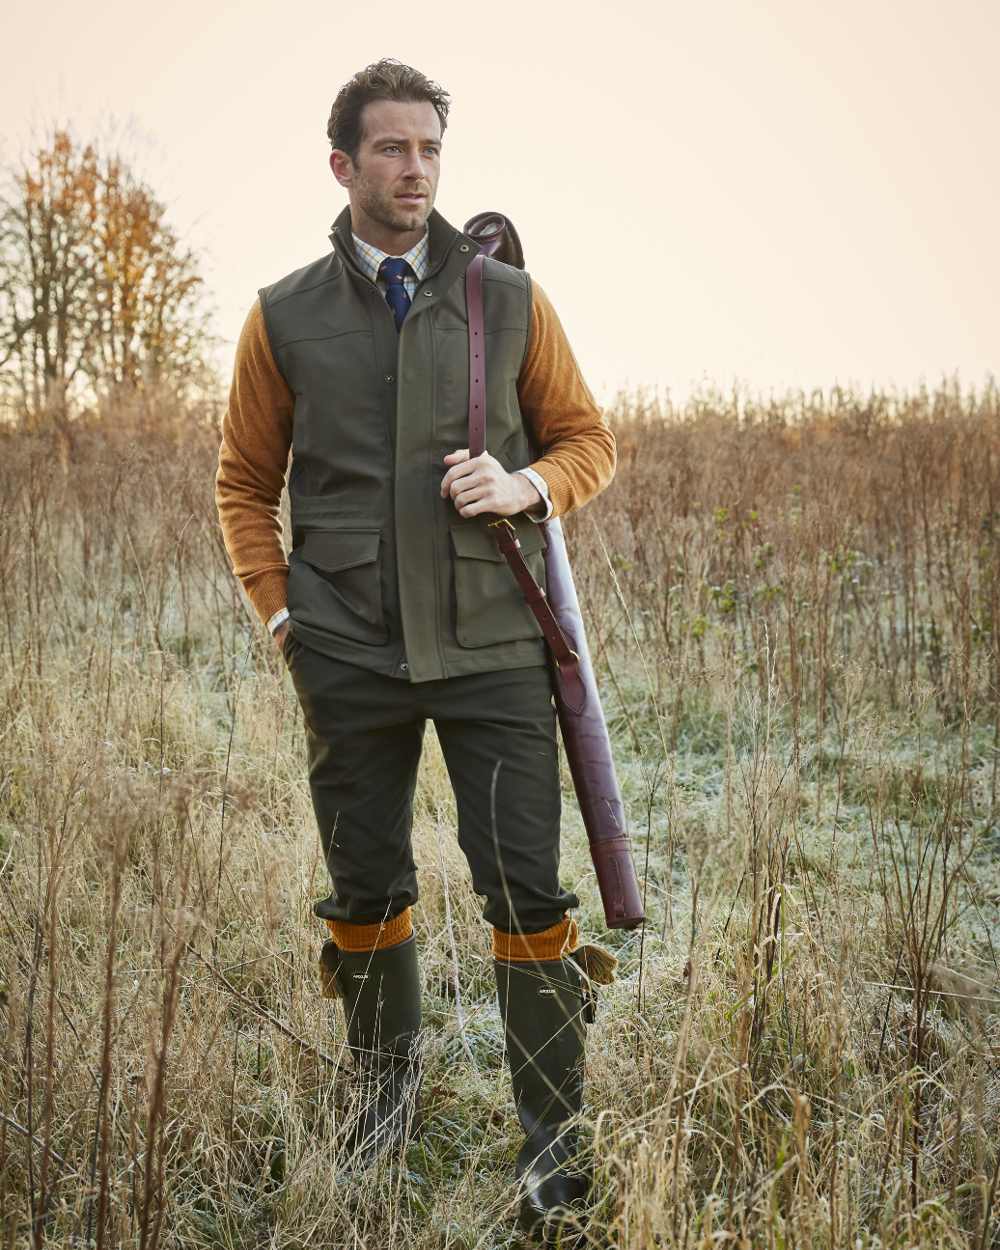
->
[379,257,413,285]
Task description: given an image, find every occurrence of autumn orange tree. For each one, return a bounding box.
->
[0,125,217,421]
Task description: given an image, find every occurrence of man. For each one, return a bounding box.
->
[215,57,616,1242]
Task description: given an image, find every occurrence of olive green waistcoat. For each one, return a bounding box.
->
[259,204,548,683]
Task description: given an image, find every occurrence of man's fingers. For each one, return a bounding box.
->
[442,459,483,496]
[441,447,471,493]
[441,450,502,502]
[455,485,487,508]
[459,496,492,517]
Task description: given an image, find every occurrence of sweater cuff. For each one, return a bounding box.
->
[523,461,572,519]
[248,568,289,631]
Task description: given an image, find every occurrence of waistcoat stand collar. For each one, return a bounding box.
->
[329,205,481,362]
[328,204,463,286]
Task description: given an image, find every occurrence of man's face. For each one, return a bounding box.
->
[330,98,442,252]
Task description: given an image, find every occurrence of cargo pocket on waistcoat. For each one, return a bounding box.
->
[449,520,547,649]
[298,528,388,645]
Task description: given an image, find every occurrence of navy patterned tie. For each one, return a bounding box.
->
[379,257,413,330]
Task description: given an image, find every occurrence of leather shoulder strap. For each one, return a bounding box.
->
[463,251,586,714]
[467,253,487,459]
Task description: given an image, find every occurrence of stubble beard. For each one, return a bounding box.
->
[355,169,432,241]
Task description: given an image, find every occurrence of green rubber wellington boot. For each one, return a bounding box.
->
[494,955,593,1244]
[322,934,423,1169]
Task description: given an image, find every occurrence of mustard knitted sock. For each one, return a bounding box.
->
[326,906,413,953]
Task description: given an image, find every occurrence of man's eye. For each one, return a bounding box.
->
[382,145,438,155]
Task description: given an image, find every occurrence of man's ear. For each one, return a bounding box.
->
[330,149,353,189]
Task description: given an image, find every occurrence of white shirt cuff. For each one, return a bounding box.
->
[515,467,553,522]
[267,607,290,634]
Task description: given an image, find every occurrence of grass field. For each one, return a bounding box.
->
[1,379,998,1248]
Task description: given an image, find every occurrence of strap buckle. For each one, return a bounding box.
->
[487,517,521,549]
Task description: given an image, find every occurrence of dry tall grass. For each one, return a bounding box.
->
[1,379,998,1248]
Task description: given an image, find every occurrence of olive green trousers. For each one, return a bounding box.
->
[282,631,580,934]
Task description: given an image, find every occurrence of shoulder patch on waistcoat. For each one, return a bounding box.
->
[261,252,344,310]
[481,254,529,290]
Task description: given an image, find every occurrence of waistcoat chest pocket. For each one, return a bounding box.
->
[295,528,388,644]
[449,520,547,648]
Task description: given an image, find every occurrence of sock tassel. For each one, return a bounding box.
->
[319,939,343,1000]
[568,943,618,986]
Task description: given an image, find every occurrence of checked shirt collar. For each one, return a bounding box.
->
[351,225,430,293]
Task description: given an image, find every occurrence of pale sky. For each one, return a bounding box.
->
[3,0,997,406]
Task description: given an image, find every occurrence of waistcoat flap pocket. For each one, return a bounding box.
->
[301,529,380,574]
[448,520,546,648]
[291,526,388,643]
[449,519,547,563]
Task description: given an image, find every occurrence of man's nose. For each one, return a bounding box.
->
[402,148,431,181]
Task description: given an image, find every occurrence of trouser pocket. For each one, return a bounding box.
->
[280,624,298,664]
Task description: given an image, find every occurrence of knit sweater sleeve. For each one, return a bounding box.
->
[214,297,294,628]
[516,277,616,518]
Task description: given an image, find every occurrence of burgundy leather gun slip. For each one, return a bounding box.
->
[461,211,645,931]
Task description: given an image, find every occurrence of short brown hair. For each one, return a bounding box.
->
[327,58,451,163]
